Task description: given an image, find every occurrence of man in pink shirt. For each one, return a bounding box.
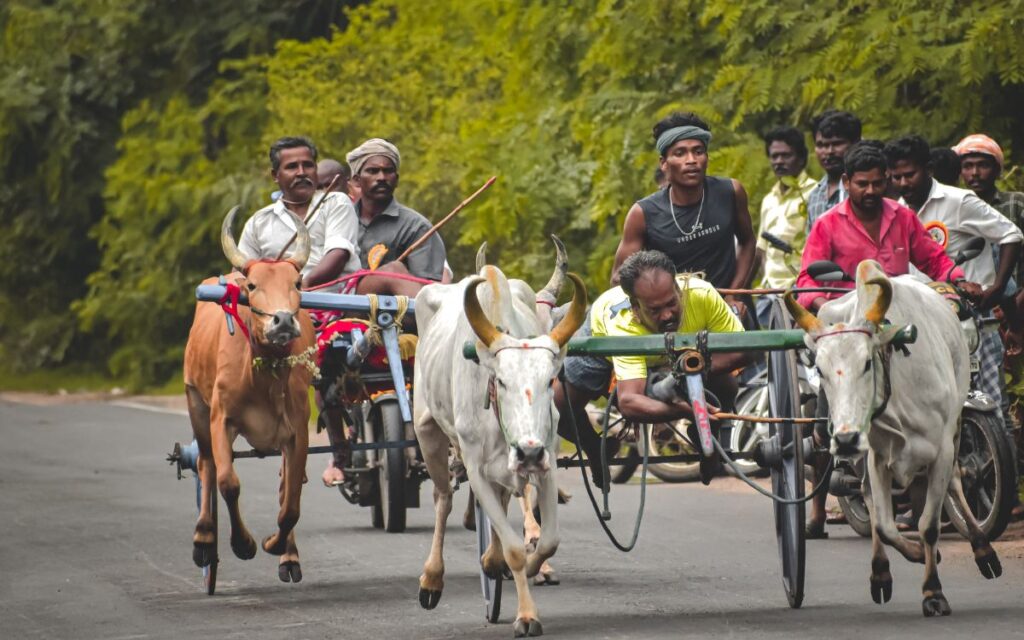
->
[796,142,981,311]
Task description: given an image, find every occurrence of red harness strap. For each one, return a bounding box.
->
[219,282,251,340]
[306,269,435,293]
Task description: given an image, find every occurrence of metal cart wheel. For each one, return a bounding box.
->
[193,471,218,595]
[370,400,408,533]
[475,499,502,623]
[767,298,805,609]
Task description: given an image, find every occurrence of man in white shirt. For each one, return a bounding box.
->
[886,134,1022,453]
[239,137,360,290]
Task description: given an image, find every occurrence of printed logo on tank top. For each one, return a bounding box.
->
[672,224,722,243]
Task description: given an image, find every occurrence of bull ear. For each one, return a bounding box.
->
[784,291,821,333]
[464,276,503,348]
[548,272,587,348]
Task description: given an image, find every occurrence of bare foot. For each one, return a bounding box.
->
[322,461,344,487]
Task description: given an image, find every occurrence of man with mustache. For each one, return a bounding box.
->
[753,126,818,327]
[240,136,361,289]
[611,112,756,321]
[806,110,861,231]
[796,142,980,311]
[554,250,751,487]
[344,138,447,296]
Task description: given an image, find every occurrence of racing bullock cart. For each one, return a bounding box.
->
[166,206,1003,633]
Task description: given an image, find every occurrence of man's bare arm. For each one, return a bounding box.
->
[611,204,646,285]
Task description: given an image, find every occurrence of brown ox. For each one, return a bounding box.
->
[184,206,315,584]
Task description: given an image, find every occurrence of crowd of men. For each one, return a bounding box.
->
[240,108,1023,524]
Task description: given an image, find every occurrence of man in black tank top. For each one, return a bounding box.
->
[612,112,756,318]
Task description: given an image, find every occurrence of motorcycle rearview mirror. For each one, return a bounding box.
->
[760,231,794,254]
[953,236,987,266]
[807,260,854,282]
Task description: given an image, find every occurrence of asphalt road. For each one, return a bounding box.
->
[2,398,1023,640]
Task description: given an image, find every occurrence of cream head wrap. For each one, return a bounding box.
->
[346,138,401,176]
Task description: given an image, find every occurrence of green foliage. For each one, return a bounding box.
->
[0,0,352,379]
[7,0,1024,388]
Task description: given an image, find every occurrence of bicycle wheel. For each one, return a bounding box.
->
[475,500,502,623]
[586,403,640,484]
[370,400,408,533]
[644,423,702,483]
[724,380,771,478]
[767,298,805,609]
[944,408,1017,541]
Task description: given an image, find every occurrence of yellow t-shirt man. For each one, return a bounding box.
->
[590,274,744,381]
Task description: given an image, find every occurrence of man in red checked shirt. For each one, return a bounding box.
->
[794,141,983,539]
[796,142,982,311]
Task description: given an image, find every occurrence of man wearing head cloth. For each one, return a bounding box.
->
[956,135,1024,507]
[955,134,1023,249]
[611,111,757,321]
[345,138,447,295]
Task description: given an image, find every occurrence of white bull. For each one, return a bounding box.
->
[786,260,1002,617]
[413,260,586,637]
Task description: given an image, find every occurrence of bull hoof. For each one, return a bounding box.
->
[419,587,442,609]
[533,571,559,586]
[278,561,302,583]
[513,617,543,637]
[975,549,1002,579]
[869,574,892,604]
[262,534,288,556]
[922,592,952,617]
[231,534,258,560]
[193,542,215,568]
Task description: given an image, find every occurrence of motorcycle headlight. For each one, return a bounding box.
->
[960,317,980,354]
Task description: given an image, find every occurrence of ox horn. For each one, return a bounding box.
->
[538,235,569,302]
[282,209,311,270]
[475,241,488,272]
[549,272,588,348]
[784,291,822,333]
[221,205,250,270]
[464,276,503,348]
[863,275,892,326]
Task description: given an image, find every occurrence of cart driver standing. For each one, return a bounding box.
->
[553,250,754,488]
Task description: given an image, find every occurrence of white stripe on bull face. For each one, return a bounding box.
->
[808,326,884,456]
[477,334,564,477]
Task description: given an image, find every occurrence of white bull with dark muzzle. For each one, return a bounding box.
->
[786,259,1001,618]
[412,254,586,637]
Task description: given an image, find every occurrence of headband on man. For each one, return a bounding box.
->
[656,126,712,156]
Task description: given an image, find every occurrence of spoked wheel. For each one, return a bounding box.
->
[767,298,805,609]
[370,400,408,533]
[193,473,218,595]
[641,422,702,483]
[586,400,640,484]
[944,408,1017,541]
[475,500,502,623]
[724,378,771,478]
